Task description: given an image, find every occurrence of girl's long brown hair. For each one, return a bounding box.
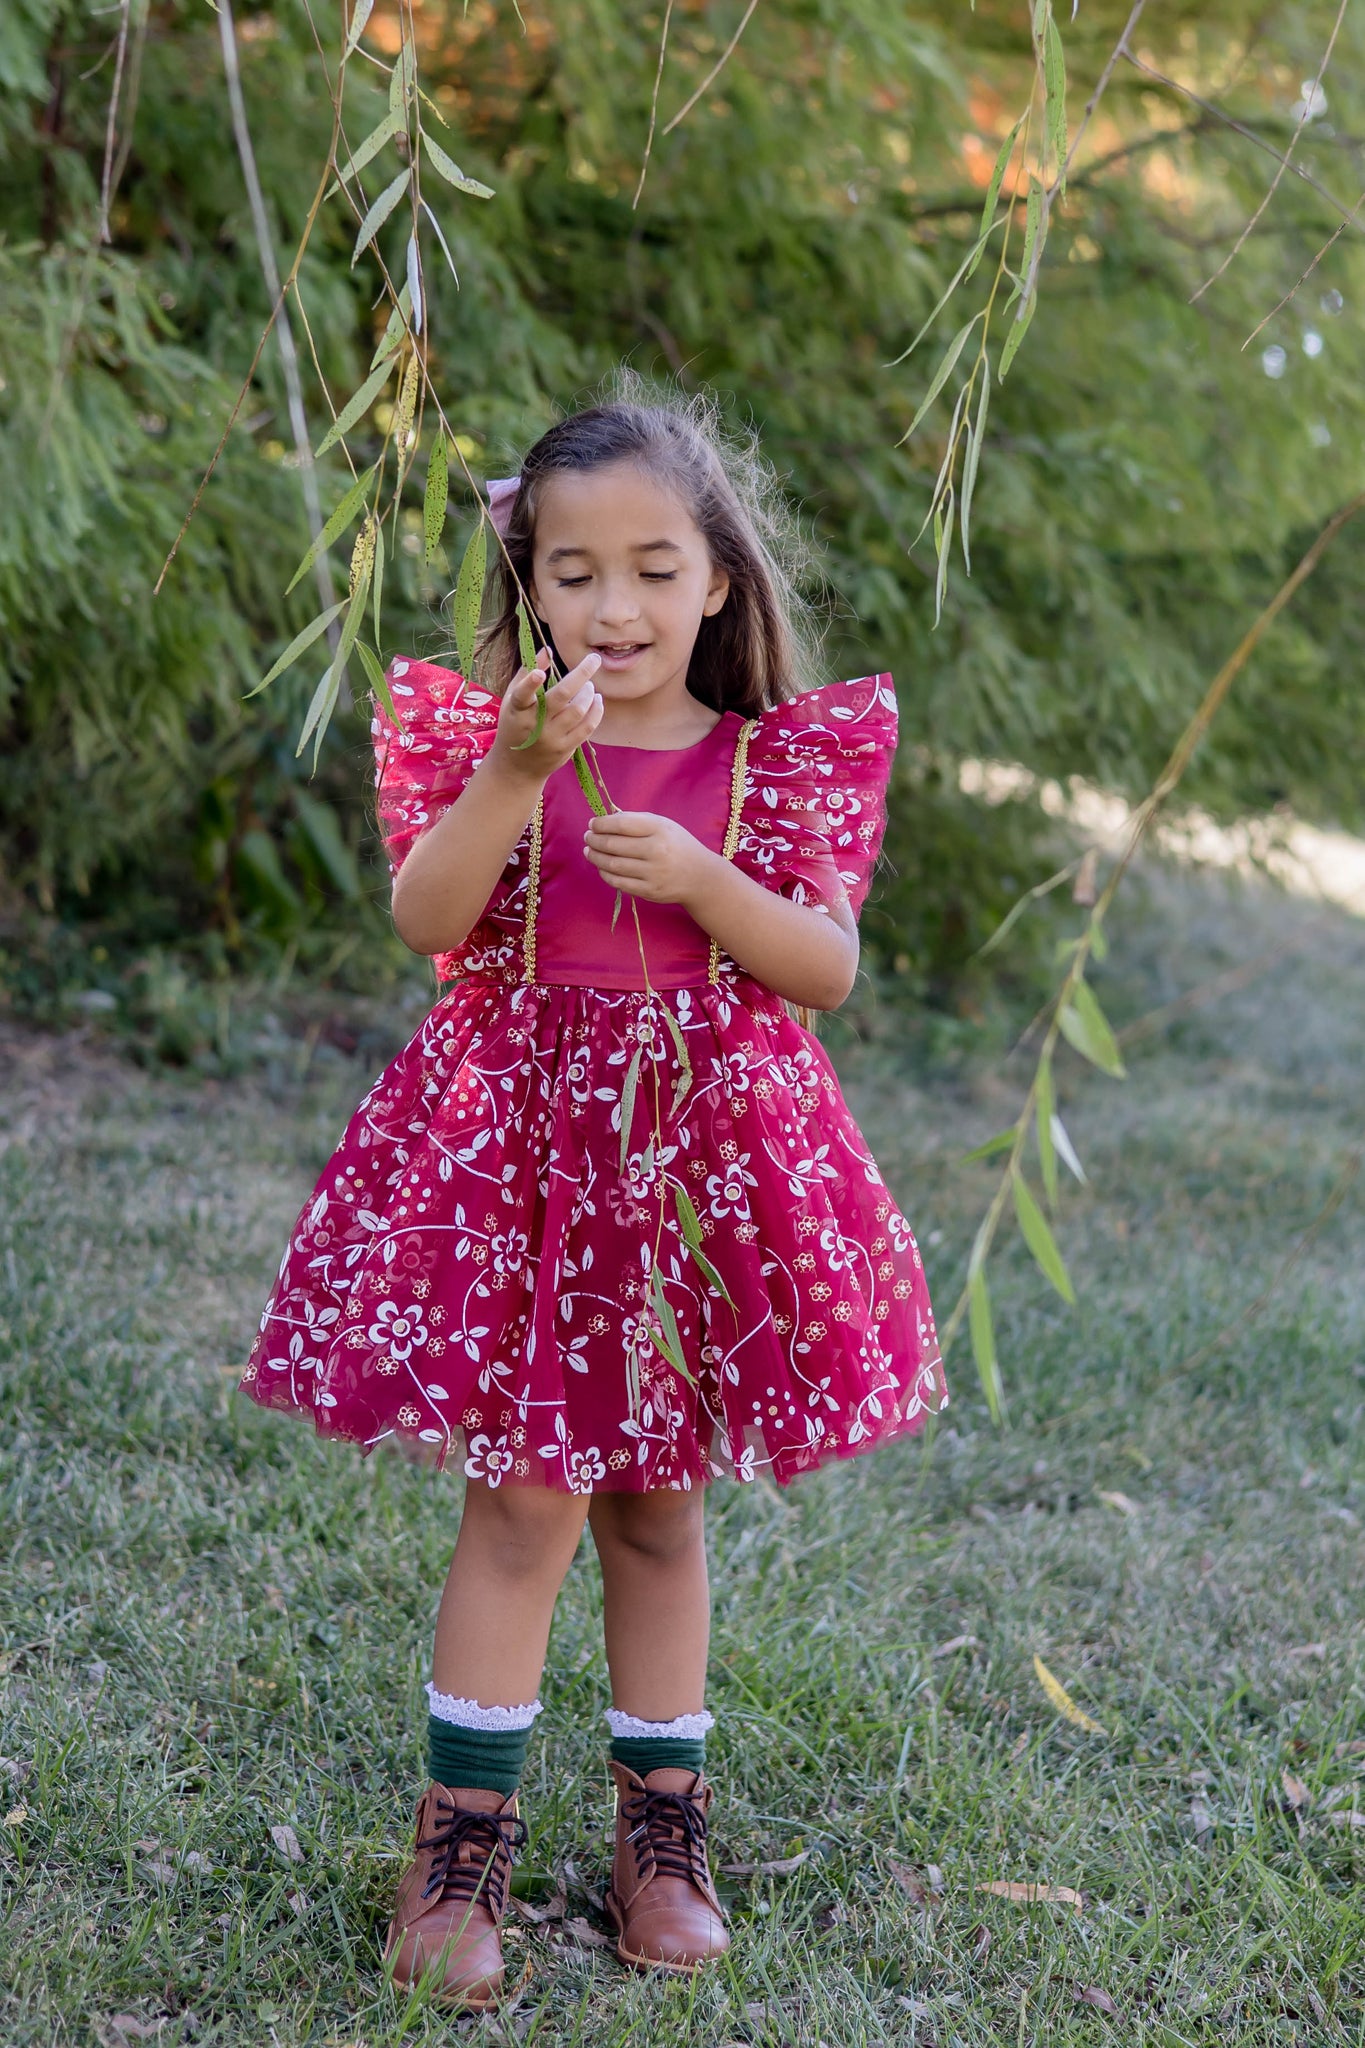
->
[476,383,820,713]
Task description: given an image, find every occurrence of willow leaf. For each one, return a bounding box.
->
[1036,1053,1058,1208]
[389,36,414,116]
[960,356,990,574]
[405,233,423,336]
[1012,1167,1075,1303]
[1059,979,1126,1078]
[1017,174,1044,295]
[572,749,609,815]
[343,0,374,58]
[968,1264,1003,1422]
[960,1126,1016,1166]
[330,108,400,193]
[1044,14,1068,190]
[610,888,624,932]
[899,312,983,446]
[424,433,448,565]
[393,351,419,454]
[422,131,495,200]
[516,600,537,672]
[369,283,412,368]
[420,198,460,287]
[351,168,409,267]
[371,519,384,646]
[355,640,397,722]
[295,664,340,769]
[315,355,397,457]
[674,1182,703,1248]
[648,1266,696,1388]
[998,289,1037,380]
[683,1237,737,1313]
[1051,1112,1088,1185]
[965,115,1024,280]
[452,518,486,681]
[618,1047,643,1177]
[246,600,346,698]
[934,485,955,627]
[285,462,376,595]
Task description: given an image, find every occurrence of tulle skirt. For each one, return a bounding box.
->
[240,973,947,1491]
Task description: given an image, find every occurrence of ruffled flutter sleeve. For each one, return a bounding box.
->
[732,674,898,920]
[372,657,524,984]
[371,657,501,877]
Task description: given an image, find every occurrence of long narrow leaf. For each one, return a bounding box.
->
[960,356,990,573]
[420,198,460,287]
[1059,978,1126,1077]
[516,600,537,672]
[452,519,486,681]
[960,1127,1016,1167]
[933,486,955,626]
[998,289,1038,380]
[343,0,375,58]
[285,463,375,596]
[405,232,423,336]
[247,600,346,698]
[968,1264,1003,1421]
[351,169,410,267]
[331,109,400,193]
[618,1047,643,1176]
[1051,1112,1088,1185]
[424,433,449,564]
[389,36,414,116]
[965,115,1024,281]
[315,356,397,457]
[1036,1053,1058,1208]
[898,313,983,447]
[422,131,494,200]
[1012,1168,1075,1303]
[355,640,397,722]
[371,518,385,647]
[369,284,412,368]
[1044,15,1068,190]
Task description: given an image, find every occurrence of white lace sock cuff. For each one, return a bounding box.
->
[604,1708,715,1741]
[426,1682,543,1732]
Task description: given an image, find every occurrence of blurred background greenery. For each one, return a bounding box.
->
[2,0,1362,1061]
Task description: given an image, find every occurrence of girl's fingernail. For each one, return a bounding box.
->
[584,651,602,672]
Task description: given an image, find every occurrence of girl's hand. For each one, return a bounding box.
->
[582,811,713,908]
[491,648,604,782]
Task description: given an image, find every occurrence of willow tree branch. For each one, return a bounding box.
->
[661,0,759,137]
[632,0,675,210]
[1191,0,1350,302]
[217,0,339,666]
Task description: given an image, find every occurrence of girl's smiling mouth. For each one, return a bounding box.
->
[592,642,651,668]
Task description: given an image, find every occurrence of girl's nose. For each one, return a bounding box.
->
[593,580,642,629]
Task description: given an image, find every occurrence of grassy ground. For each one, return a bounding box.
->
[1,867,1363,2047]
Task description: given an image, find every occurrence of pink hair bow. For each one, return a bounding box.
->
[486,475,521,540]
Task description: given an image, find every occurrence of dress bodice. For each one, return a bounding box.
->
[530,714,744,988]
[372,660,899,994]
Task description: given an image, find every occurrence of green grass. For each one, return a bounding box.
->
[2,868,1363,2046]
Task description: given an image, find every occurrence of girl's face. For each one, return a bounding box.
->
[527,461,729,707]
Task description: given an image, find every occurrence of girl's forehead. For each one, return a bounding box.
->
[532,461,700,549]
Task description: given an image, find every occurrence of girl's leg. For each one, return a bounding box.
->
[589,1490,728,1970]
[588,1489,710,1715]
[433,1478,590,1703]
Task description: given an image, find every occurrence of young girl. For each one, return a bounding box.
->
[240,396,947,2009]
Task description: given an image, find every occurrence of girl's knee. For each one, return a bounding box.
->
[461,1480,586,1578]
[592,1488,705,1566]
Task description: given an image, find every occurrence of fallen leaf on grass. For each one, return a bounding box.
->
[1281,1770,1311,1809]
[1095,1490,1140,1516]
[287,1890,310,1916]
[1033,1654,1105,1735]
[1321,1786,1357,1810]
[269,1824,304,1863]
[1335,1739,1365,1759]
[813,1900,847,1931]
[1328,1809,1365,1830]
[722,1851,810,1878]
[561,1856,604,1913]
[0,1757,30,1786]
[1074,1985,1119,2012]
[978,1880,1083,1910]
[3,1805,27,1827]
[970,1922,991,1962]
[139,1861,177,1886]
[1188,1796,1214,1847]
[885,1856,942,1907]
[104,2019,164,2043]
[557,1915,610,1951]
[743,2002,791,2040]
[932,1633,980,1658]
[1287,1642,1327,1659]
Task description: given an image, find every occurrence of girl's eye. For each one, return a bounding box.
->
[555,575,591,588]
[641,571,678,582]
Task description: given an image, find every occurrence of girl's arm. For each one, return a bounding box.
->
[391,653,603,958]
[583,814,860,1012]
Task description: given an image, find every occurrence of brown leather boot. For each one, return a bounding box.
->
[384,1782,527,2009]
[605,1761,730,1972]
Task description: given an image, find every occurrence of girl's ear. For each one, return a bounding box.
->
[703,565,730,617]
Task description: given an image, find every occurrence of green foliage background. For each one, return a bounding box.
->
[2,0,1363,1018]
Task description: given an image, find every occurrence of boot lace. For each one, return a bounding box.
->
[418,1799,528,1914]
[621,1786,710,1889]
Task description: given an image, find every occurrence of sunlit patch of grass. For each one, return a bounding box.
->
[2,870,1362,2045]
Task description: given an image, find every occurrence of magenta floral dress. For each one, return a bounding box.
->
[239,660,946,1492]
